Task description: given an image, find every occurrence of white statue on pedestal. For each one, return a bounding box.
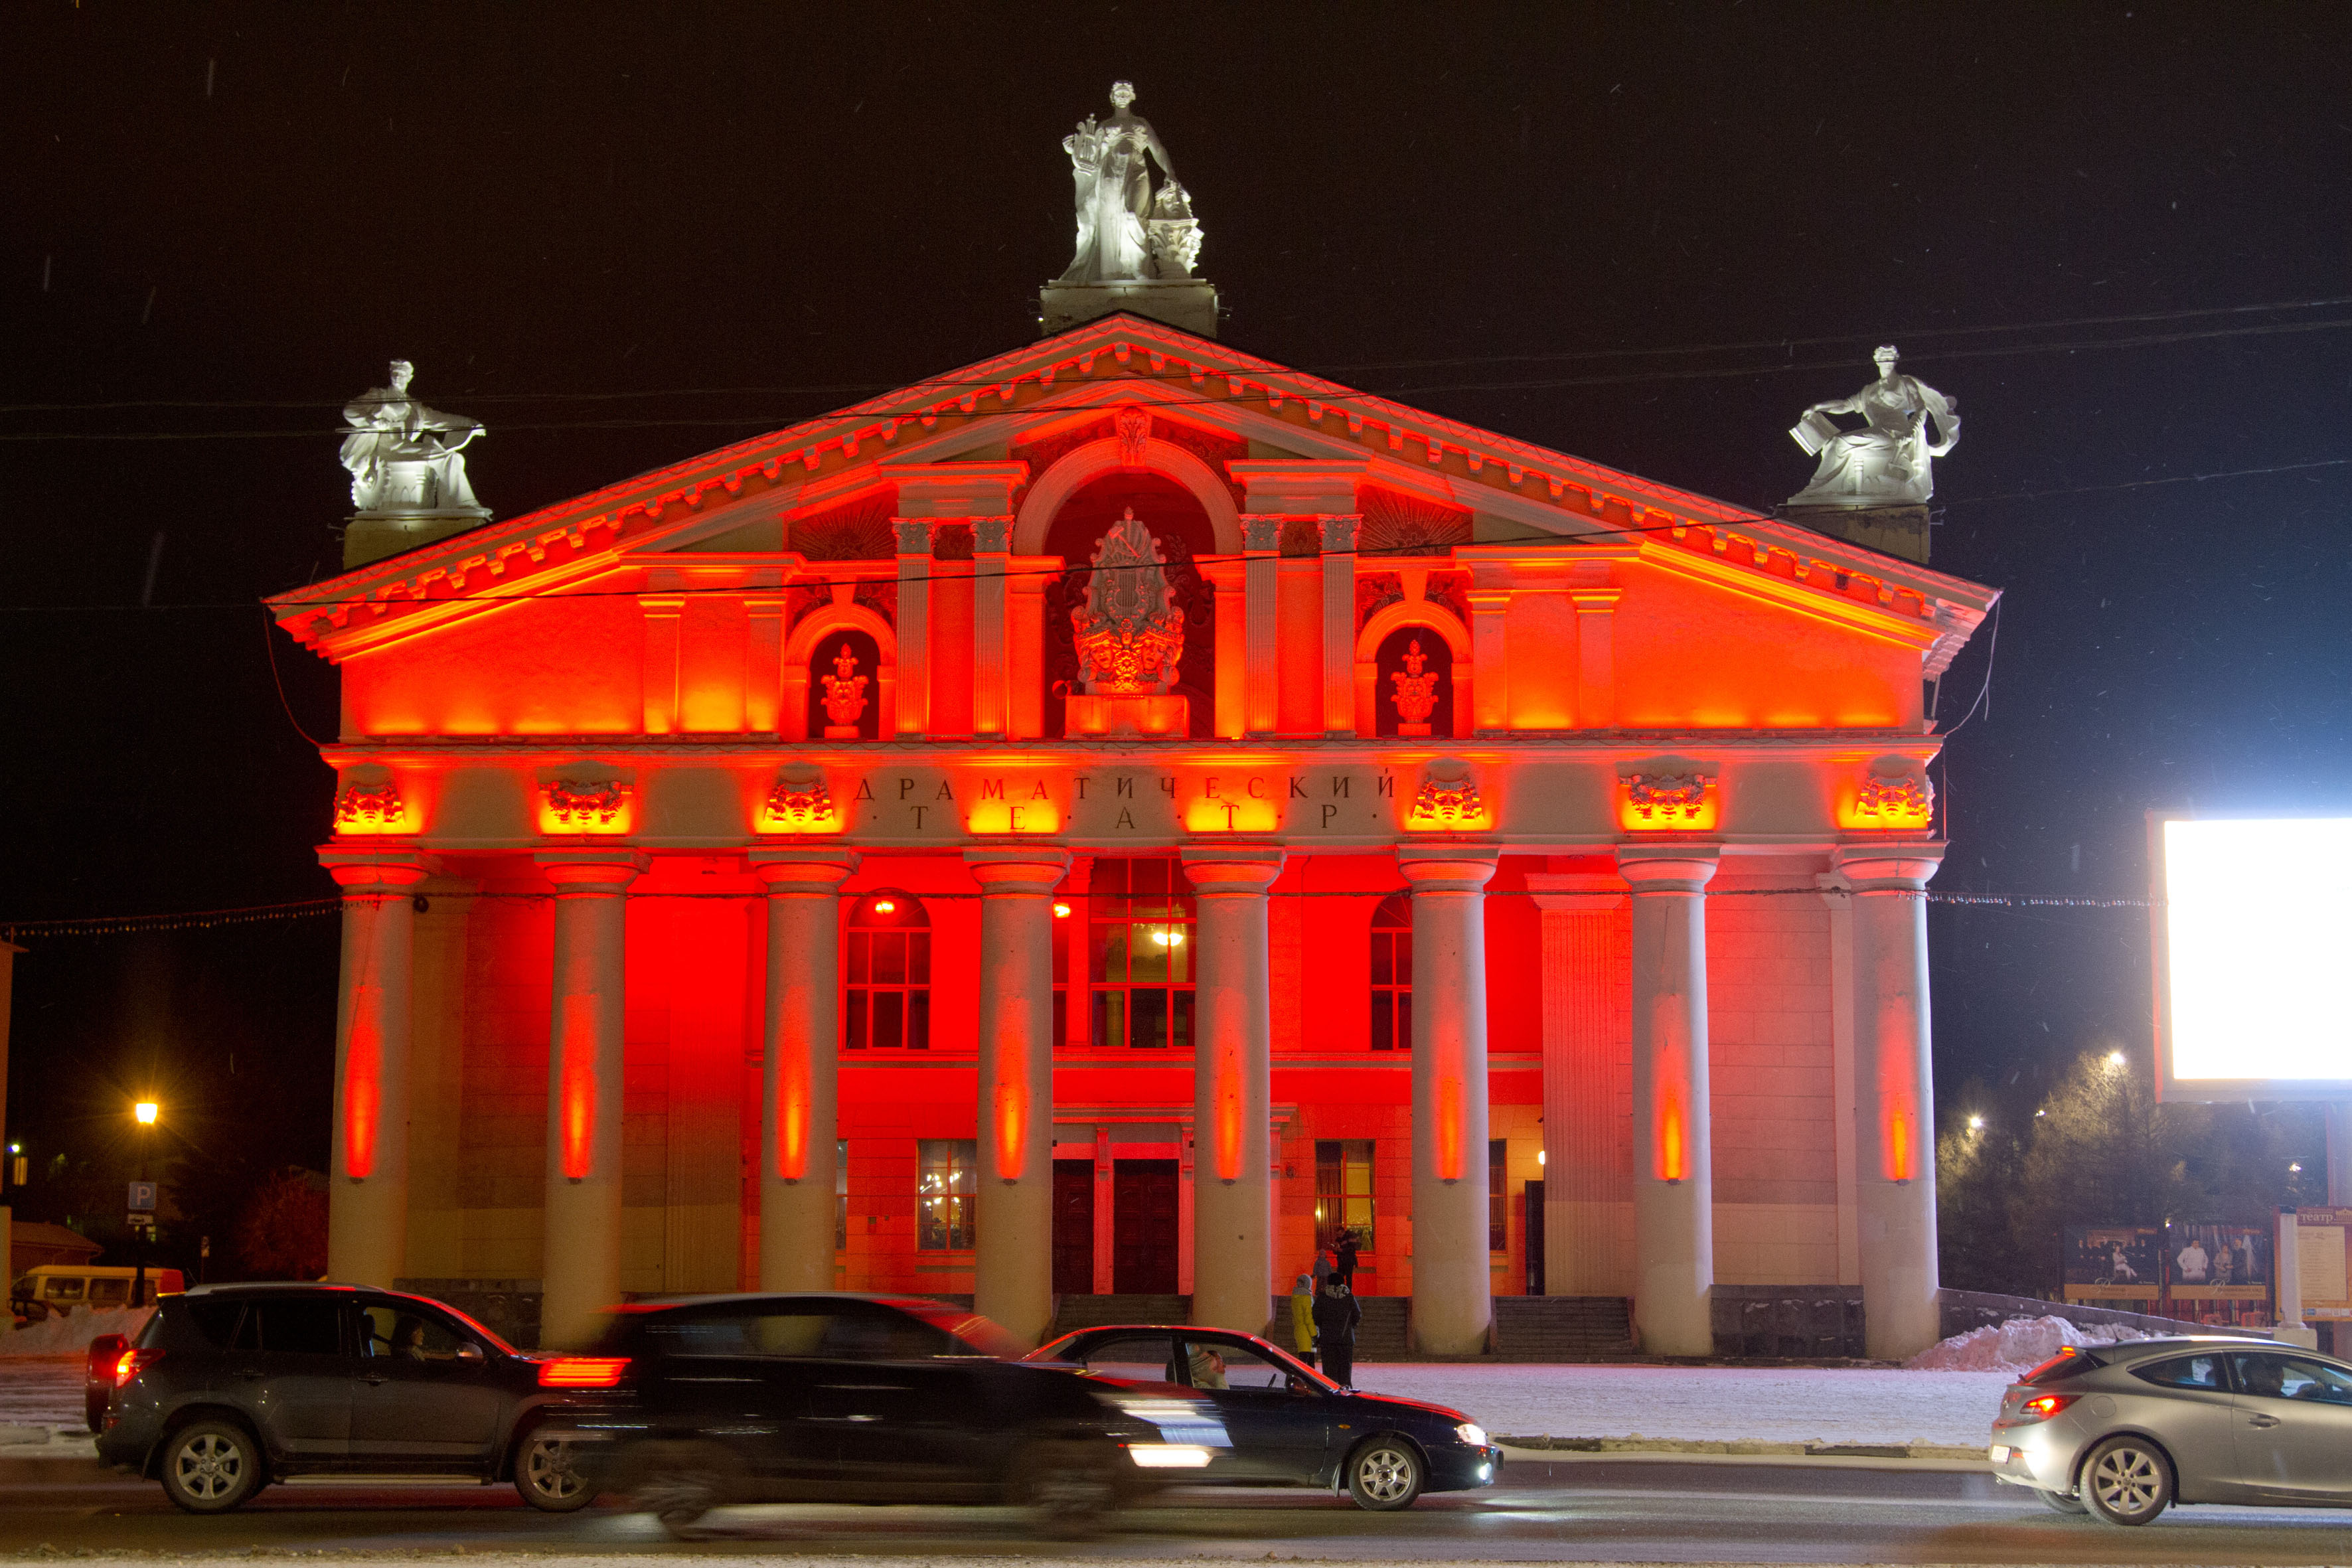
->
[341,359,486,515]
[1787,347,1960,507]
[1058,82,1200,284]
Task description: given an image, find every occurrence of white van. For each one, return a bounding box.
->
[10,1265,185,1319]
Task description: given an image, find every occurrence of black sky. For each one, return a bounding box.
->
[3,2,2348,1233]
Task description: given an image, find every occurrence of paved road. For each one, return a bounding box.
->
[4,1457,2351,1563]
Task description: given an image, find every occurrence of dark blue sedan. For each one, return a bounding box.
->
[1027,1325,1500,1510]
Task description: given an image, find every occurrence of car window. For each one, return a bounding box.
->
[359,1305,480,1361]
[42,1277,85,1302]
[182,1298,245,1347]
[643,1309,832,1358]
[1182,1338,1300,1391]
[1068,1335,1181,1381]
[2231,1353,2352,1406]
[88,1278,129,1306]
[821,1304,961,1360]
[2133,1354,2227,1390]
[232,1297,346,1356]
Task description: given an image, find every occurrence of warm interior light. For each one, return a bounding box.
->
[1536,1149,1545,1167]
[537,1356,630,1388]
[133,1102,159,1127]
[1053,902,1072,919]
[1152,929,1184,947]
[872,899,896,914]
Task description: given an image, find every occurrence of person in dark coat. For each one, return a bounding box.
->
[1311,1275,1361,1389]
[1334,1227,1360,1284]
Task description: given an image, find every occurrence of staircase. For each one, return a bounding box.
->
[1353,1295,1413,1360]
[1492,1294,1634,1358]
[1048,1293,1188,1338]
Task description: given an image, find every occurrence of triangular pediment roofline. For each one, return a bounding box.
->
[270,311,1998,674]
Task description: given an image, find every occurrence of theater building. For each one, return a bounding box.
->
[278,309,1996,1357]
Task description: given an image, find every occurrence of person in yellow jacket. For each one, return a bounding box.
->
[1289,1272,1318,1368]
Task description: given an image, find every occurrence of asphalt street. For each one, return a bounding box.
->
[1,1457,2349,1564]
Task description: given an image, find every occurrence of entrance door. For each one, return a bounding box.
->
[1113,1159,1179,1293]
[1525,1179,1545,1295]
[1052,1160,1095,1295]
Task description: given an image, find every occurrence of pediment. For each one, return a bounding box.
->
[270,313,1996,670]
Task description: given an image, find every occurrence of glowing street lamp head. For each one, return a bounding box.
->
[133,1101,159,1127]
[1966,1113,1985,1132]
[2106,1050,2126,1069]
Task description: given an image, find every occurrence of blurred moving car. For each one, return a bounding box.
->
[550,1293,1214,1537]
[1027,1324,1502,1510]
[94,1283,601,1514]
[1990,1336,2352,1524]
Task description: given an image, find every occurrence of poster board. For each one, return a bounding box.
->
[2064,1225,2161,1304]
[2164,1222,2272,1326]
[2295,1207,2352,1320]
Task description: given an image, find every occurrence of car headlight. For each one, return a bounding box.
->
[1454,1421,1487,1448]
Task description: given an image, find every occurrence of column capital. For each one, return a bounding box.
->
[891,517,938,555]
[317,845,435,892]
[1524,870,1627,912]
[1832,842,1944,892]
[1319,513,1362,551]
[1179,846,1285,894]
[963,847,1072,894]
[748,849,860,890]
[534,849,651,893]
[1240,514,1283,553]
[1615,846,1719,892]
[1396,845,1499,892]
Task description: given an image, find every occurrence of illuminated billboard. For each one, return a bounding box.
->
[2154,815,2352,1101]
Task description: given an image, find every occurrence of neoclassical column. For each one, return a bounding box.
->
[1181,846,1284,1334]
[971,516,1012,736]
[750,848,860,1290]
[1241,516,1281,735]
[1319,514,1361,735]
[1399,847,1498,1353]
[1524,871,1631,1298]
[966,846,1071,1349]
[891,519,935,736]
[1617,846,1718,1357]
[536,849,648,1349]
[320,846,433,1289]
[1833,843,1944,1360]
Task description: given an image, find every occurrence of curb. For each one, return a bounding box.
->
[1496,1434,1988,1464]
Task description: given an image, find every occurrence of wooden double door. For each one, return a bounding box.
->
[1050,1158,1180,1295]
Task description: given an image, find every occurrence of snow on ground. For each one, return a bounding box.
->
[0,1357,82,1429]
[1,1305,152,1358]
[1904,1314,2152,1375]
[1346,1362,2013,1449]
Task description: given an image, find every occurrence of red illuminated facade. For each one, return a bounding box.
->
[279,315,1997,1356]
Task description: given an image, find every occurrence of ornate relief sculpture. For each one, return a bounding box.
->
[333,783,404,830]
[764,777,836,829]
[1114,404,1153,467]
[542,779,631,829]
[340,360,486,514]
[1788,347,1960,507]
[1058,82,1199,284]
[1411,775,1485,826]
[1389,639,1441,736]
[1626,773,1715,824]
[819,643,870,738]
[1856,771,1934,823]
[1071,508,1185,694]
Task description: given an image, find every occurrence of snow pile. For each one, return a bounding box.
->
[1905,1314,2150,1374]
[1,1305,153,1358]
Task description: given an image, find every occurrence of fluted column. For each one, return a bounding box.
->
[966,847,1071,1349]
[1320,514,1360,734]
[1525,871,1631,1297]
[1399,848,1498,1353]
[1181,847,1284,1334]
[751,849,860,1291]
[971,516,1012,736]
[321,846,432,1289]
[536,850,648,1349]
[1618,847,1717,1357]
[1833,843,1944,1360]
[892,520,935,736]
[1241,516,1281,735]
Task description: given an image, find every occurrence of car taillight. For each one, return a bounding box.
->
[538,1356,629,1388]
[114,1348,164,1389]
[2017,1393,2077,1421]
[2019,1346,2083,1383]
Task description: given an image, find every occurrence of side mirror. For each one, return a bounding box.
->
[456,1341,486,1362]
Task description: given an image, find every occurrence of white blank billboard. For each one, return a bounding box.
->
[2158,816,2352,1100]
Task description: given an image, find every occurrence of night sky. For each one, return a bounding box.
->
[4,3,2347,1252]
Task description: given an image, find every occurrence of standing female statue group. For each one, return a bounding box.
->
[1057,82,1202,285]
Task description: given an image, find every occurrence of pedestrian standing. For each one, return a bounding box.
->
[1334,1227,1360,1284]
[1289,1272,1318,1368]
[1312,1274,1361,1389]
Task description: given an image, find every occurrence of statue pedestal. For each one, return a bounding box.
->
[1782,503,1930,566]
[1065,694,1189,737]
[1041,279,1218,339]
[344,507,493,570]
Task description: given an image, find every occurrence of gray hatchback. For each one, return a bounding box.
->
[1989,1336,2352,1524]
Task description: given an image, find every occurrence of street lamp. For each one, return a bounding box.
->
[133,1101,157,1127]
[130,1101,159,1306]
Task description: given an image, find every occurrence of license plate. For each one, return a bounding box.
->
[1988,1445,2011,1463]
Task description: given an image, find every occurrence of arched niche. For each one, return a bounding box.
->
[782,603,897,741]
[1011,436,1243,558]
[1036,469,1219,740]
[1354,599,1472,739]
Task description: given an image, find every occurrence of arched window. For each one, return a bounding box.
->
[1369,893,1412,1052]
[809,629,884,740]
[1374,627,1453,738]
[844,891,929,1051]
[1089,857,1196,1050]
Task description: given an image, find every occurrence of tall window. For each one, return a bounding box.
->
[835,1138,849,1250]
[1489,1139,1508,1253]
[844,891,929,1051]
[1315,1139,1375,1253]
[1089,858,1196,1050]
[1370,894,1412,1051]
[917,1138,977,1250]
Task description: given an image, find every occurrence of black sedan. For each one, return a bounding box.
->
[1028,1324,1501,1509]
[95,1283,602,1514]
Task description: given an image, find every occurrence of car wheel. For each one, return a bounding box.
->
[2037,1486,2088,1515]
[159,1421,263,1514]
[632,1444,728,1541]
[2080,1435,2172,1526]
[515,1429,597,1512]
[1010,1438,1119,1540]
[1346,1437,1424,1511]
